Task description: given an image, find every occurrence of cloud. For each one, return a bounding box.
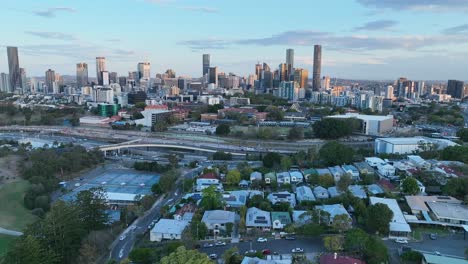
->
[442,24,468,34]
[180,30,468,52]
[25,31,76,41]
[33,7,76,18]
[179,6,219,13]
[356,0,468,12]
[106,38,121,42]
[353,20,398,31]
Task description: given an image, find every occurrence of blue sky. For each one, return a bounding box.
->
[1,0,468,80]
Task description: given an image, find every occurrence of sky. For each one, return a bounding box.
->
[1,0,468,80]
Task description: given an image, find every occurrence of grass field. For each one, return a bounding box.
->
[0,235,17,257]
[0,180,37,231]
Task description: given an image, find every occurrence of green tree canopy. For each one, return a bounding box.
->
[75,187,109,232]
[319,141,355,166]
[313,118,360,139]
[402,177,420,195]
[456,128,468,142]
[215,124,231,136]
[160,246,212,264]
[226,170,241,185]
[262,152,281,168]
[365,203,393,235]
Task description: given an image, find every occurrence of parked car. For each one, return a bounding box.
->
[262,249,271,255]
[285,235,296,240]
[429,233,437,240]
[245,250,257,255]
[209,254,217,260]
[395,238,408,244]
[257,237,267,243]
[119,235,126,241]
[291,248,304,253]
[215,241,226,246]
[203,243,214,248]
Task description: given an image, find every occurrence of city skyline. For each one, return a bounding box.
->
[1,0,468,80]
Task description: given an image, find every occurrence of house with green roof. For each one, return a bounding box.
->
[264,172,276,184]
[271,211,292,229]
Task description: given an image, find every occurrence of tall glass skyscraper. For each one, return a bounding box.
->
[313,45,322,91]
[76,62,88,87]
[138,62,151,80]
[203,54,210,76]
[7,46,21,92]
[96,57,106,85]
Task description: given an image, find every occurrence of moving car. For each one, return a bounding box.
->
[291,248,304,253]
[285,235,296,240]
[215,241,226,246]
[203,243,214,248]
[262,249,271,255]
[209,254,217,260]
[257,237,267,243]
[429,233,437,240]
[395,238,408,244]
[119,235,126,241]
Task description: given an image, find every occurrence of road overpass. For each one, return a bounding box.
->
[98,143,247,156]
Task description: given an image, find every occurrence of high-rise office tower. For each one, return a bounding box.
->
[286,49,294,81]
[0,73,10,92]
[312,45,322,91]
[76,63,88,87]
[255,63,263,80]
[109,72,118,84]
[138,62,151,79]
[321,76,331,90]
[203,54,210,76]
[385,86,394,99]
[102,71,110,86]
[278,63,288,82]
[96,57,106,85]
[165,69,176,78]
[263,63,271,72]
[7,47,21,92]
[45,69,55,94]
[119,76,127,87]
[447,80,465,99]
[19,68,27,93]
[208,67,218,86]
[294,68,308,88]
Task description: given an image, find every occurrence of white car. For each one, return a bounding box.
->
[395,238,408,244]
[291,248,304,253]
[257,237,267,243]
[209,254,218,260]
[119,235,126,241]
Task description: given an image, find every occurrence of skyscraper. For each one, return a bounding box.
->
[203,54,210,76]
[45,69,55,94]
[109,72,118,84]
[138,62,151,79]
[96,57,106,85]
[447,80,465,99]
[208,67,218,86]
[19,68,27,93]
[286,49,294,81]
[278,63,288,82]
[76,63,88,87]
[385,86,394,99]
[294,68,308,88]
[7,46,21,92]
[0,73,10,92]
[255,63,263,80]
[312,45,322,91]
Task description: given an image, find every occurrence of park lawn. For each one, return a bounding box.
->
[0,234,17,257]
[0,180,37,231]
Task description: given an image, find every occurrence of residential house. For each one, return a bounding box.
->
[250,171,262,182]
[289,171,304,183]
[369,197,411,238]
[407,155,431,169]
[201,210,237,235]
[296,186,316,202]
[426,202,468,225]
[316,168,332,177]
[276,172,291,185]
[248,190,264,199]
[354,161,375,176]
[367,184,384,196]
[292,210,312,225]
[316,204,351,225]
[173,203,197,221]
[223,190,248,208]
[342,165,360,180]
[348,185,367,199]
[264,172,276,184]
[405,195,461,215]
[365,157,386,167]
[303,168,318,182]
[314,186,329,199]
[246,207,271,230]
[328,166,346,182]
[377,163,396,177]
[239,180,250,188]
[271,212,292,229]
[267,191,296,207]
[422,253,468,264]
[327,186,343,198]
[150,219,189,242]
[241,257,292,264]
[196,172,222,191]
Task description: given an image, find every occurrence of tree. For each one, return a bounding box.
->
[313,118,359,139]
[168,154,179,168]
[159,169,179,191]
[200,186,223,210]
[226,170,241,186]
[5,235,60,264]
[288,127,304,140]
[129,248,155,264]
[344,228,369,254]
[457,128,468,142]
[75,187,109,232]
[78,242,99,264]
[337,174,352,192]
[443,177,468,199]
[332,214,351,233]
[216,124,231,136]
[262,152,281,168]
[365,203,393,235]
[226,222,234,236]
[440,145,468,163]
[222,246,242,264]
[318,174,335,188]
[151,183,162,194]
[363,236,389,264]
[402,177,420,195]
[160,246,212,264]
[266,106,284,121]
[280,156,293,170]
[323,235,344,252]
[213,151,232,160]
[319,141,355,166]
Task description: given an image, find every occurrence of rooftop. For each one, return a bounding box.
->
[427,201,468,221]
[370,197,411,233]
[405,195,461,213]
[271,212,292,225]
[202,210,236,224]
[319,253,366,264]
[151,219,189,235]
[423,253,468,264]
[328,113,393,121]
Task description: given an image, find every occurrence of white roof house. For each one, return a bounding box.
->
[295,186,316,202]
[276,172,291,184]
[327,186,343,198]
[348,185,367,199]
[370,197,411,238]
[328,166,346,182]
[250,171,263,181]
[289,171,304,183]
[150,219,189,242]
[313,186,329,199]
[365,157,386,167]
[316,204,351,225]
[267,191,296,207]
[377,163,396,177]
[246,207,271,229]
